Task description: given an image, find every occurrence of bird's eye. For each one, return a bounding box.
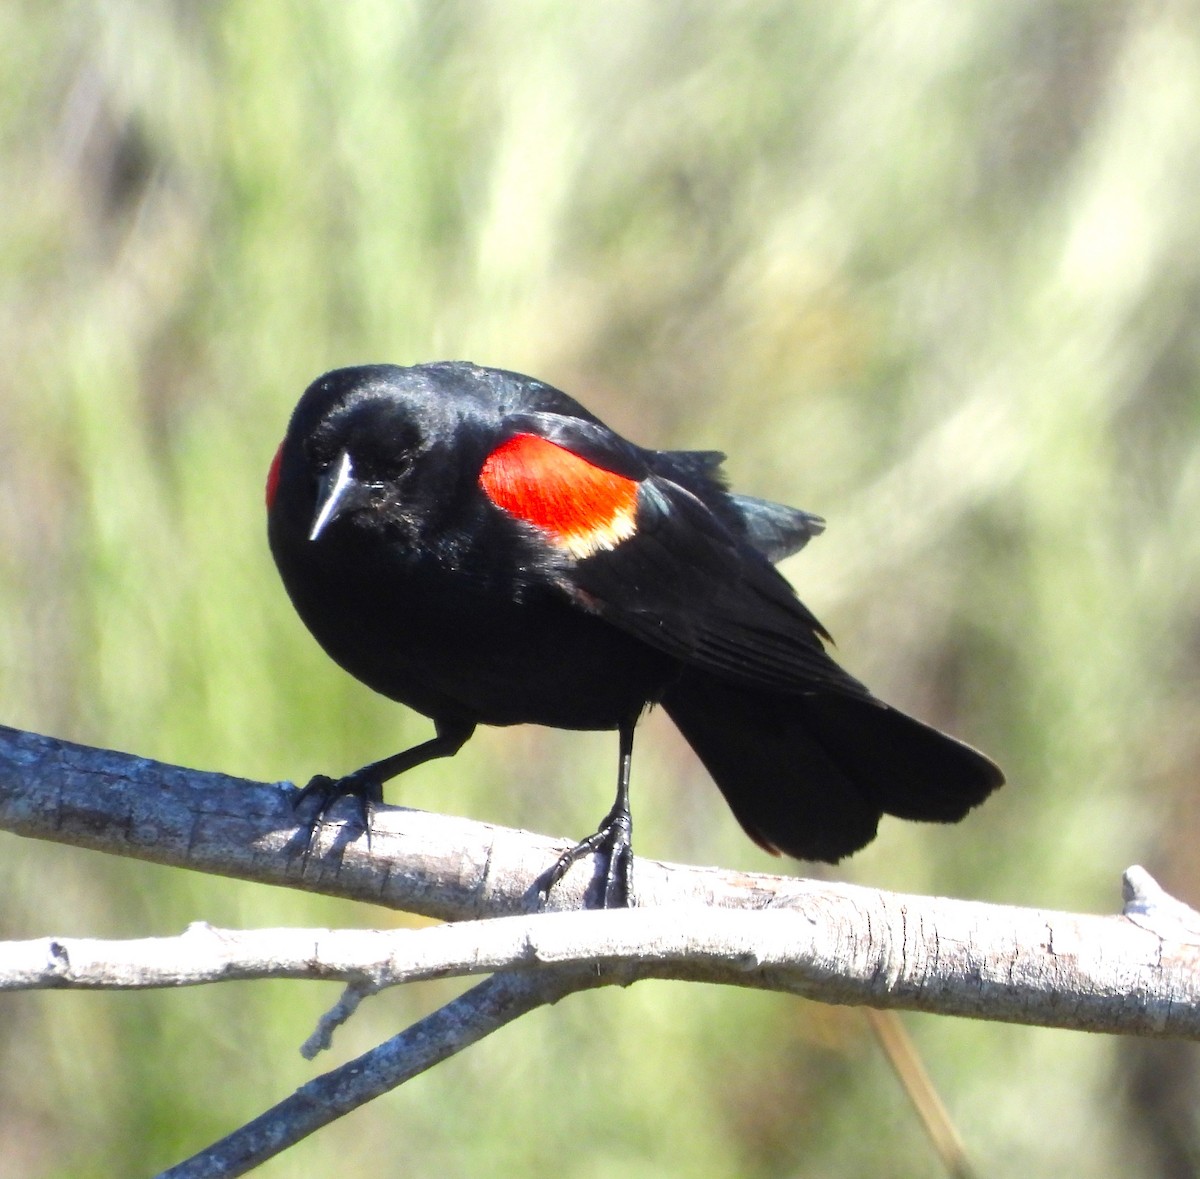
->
[359,448,413,487]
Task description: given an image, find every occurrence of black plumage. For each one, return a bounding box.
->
[267,362,1002,904]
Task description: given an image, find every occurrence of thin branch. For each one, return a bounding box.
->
[5,878,1200,1042]
[157,967,595,1179]
[865,1008,976,1179]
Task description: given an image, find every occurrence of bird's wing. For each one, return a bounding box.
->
[569,474,867,696]
[476,420,865,698]
[502,414,825,561]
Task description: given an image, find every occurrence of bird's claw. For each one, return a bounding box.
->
[539,807,635,909]
[292,770,383,852]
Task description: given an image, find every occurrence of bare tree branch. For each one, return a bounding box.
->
[5,723,1200,1035]
[5,721,1200,1176]
[158,967,596,1179]
[0,721,781,917]
[5,877,1200,1039]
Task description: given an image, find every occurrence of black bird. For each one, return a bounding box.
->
[267,362,1002,905]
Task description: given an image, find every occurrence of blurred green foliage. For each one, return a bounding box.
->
[3,1,1200,1175]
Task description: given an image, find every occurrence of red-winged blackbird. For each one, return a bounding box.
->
[267,362,1002,905]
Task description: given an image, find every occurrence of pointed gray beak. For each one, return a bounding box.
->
[309,450,369,540]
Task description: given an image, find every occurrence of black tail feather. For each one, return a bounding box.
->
[661,674,1003,863]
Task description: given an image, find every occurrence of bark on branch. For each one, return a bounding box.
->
[4,887,1200,1040]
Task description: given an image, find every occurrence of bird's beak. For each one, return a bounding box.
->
[309,450,369,541]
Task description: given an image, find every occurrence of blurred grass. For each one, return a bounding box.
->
[2,1,1199,1175]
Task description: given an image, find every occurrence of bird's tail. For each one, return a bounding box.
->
[661,673,1003,863]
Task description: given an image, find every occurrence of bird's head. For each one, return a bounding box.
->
[267,364,495,544]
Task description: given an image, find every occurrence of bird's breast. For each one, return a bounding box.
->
[271,518,674,730]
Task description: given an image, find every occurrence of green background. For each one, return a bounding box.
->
[3,2,1199,1174]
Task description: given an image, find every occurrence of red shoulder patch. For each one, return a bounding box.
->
[479,433,639,558]
[265,441,284,510]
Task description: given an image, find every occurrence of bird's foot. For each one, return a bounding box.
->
[292,769,384,851]
[539,804,635,909]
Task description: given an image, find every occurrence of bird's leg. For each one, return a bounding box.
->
[540,716,637,909]
[295,719,475,846]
